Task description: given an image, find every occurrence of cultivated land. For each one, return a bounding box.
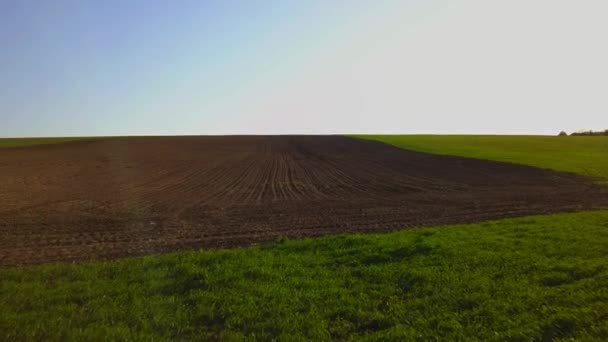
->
[1,136,606,265]
[0,137,90,149]
[1,135,607,340]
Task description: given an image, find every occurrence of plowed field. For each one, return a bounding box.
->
[1,136,605,265]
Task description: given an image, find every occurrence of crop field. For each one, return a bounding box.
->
[1,136,606,266]
[0,137,91,149]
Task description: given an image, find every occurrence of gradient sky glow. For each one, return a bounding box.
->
[1,0,606,137]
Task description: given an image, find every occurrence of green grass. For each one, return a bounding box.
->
[352,135,608,179]
[2,134,607,340]
[0,137,88,149]
[2,211,608,341]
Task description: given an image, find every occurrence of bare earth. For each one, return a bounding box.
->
[1,136,606,266]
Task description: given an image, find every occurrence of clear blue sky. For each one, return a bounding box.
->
[1,0,606,137]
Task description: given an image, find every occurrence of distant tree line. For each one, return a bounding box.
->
[559,130,608,136]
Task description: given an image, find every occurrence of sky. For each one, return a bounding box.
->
[1,0,606,137]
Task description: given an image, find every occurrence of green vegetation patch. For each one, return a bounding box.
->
[352,135,608,179]
[2,210,608,340]
[0,137,89,149]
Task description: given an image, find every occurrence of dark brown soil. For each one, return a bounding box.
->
[0,136,605,266]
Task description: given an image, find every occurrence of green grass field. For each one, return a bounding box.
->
[0,137,87,149]
[353,135,608,179]
[1,135,607,340]
[2,211,607,341]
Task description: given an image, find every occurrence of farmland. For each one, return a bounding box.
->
[1,136,606,265]
[0,137,90,149]
[1,135,607,340]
